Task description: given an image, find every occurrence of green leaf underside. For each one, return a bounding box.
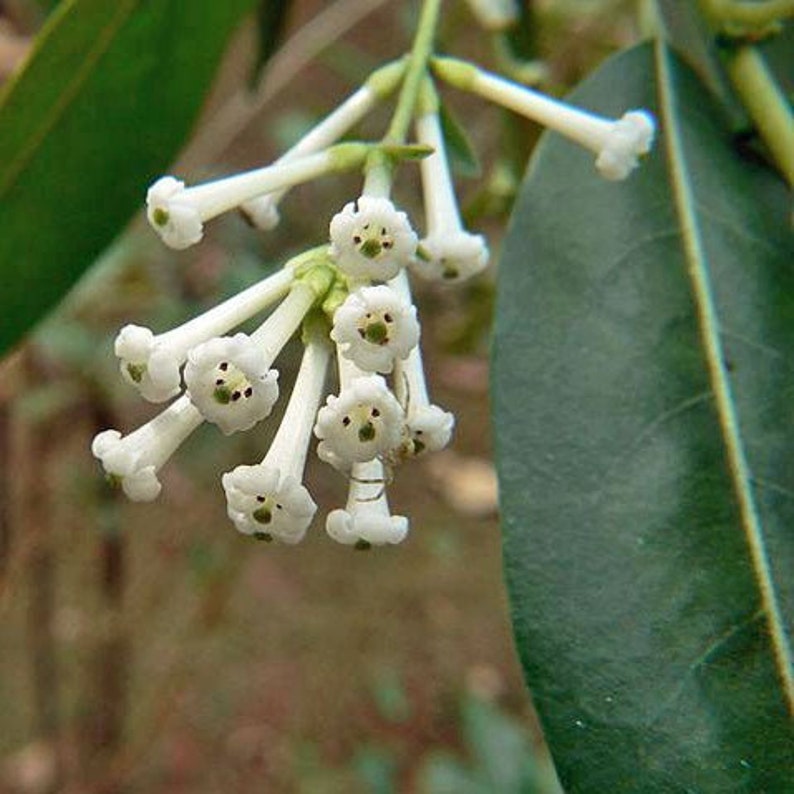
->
[0,0,258,355]
[493,41,794,793]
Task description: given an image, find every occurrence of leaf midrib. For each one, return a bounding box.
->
[0,0,140,199]
[655,39,794,714]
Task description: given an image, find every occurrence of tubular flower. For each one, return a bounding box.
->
[392,271,455,457]
[329,196,418,282]
[314,357,404,471]
[330,284,420,373]
[222,333,331,543]
[147,144,372,249]
[222,466,317,544]
[91,395,203,502]
[184,272,331,434]
[183,334,279,436]
[241,59,407,230]
[326,459,409,548]
[413,108,489,282]
[433,56,655,180]
[115,266,294,403]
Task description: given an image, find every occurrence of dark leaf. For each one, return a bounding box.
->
[0,0,259,355]
[493,41,794,792]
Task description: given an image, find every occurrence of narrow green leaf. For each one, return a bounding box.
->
[493,42,794,792]
[0,0,259,355]
[439,99,481,178]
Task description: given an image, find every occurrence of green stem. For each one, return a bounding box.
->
[385,0,443,144]
[724,45,794,187]
[364,0,443,194]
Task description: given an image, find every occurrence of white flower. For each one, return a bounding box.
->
[222,465,316,544]
[184,334,279,435]
[147,146,371,249]
[433,57,656,180]
[315,373,404,470]
[413,110,489,283]
[463,0,519,30]
[114,266,294,403]
[330,285,420,373]
[594,111,656,181]
[329,196,417,281]
[91,395,203,501]
[146,177,203,250]
[414,232,489,282]
[326,459,408,548]
[115,324,182,403]
[391,272,455,457]
[222,334,331,542]
[404,404,455,456]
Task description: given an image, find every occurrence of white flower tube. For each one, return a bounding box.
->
[326,459,409,548]
[392,272,455,456]
[147,143,372,249]
[433,57,655,180]
[241,59,407,230]
[413,109,489,282]
[91,395,203,502]
[314,355,404,471]
[330,284,420,373]
[222,336,331,544]
[115,265,295,403]
[185,271,331,434]
[329,196,418,282]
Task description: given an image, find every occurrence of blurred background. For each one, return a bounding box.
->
[0,1,644,791]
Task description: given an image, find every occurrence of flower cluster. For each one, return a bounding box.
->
[93,48,655,548]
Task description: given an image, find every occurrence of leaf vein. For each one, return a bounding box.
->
[656,40,794,714]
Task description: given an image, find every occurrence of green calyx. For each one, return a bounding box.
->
[431,56,478,90]
[366,57,409,99]
[321,274,351,319]
[295,261,337,305]
[327,142,375,172]
[253,506,273,525]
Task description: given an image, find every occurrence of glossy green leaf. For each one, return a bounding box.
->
[0,0,258,355]
[493,41,794,793]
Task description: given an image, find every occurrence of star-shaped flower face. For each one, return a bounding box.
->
[329,196,417,281]
[184,334,279,436]
[223,464,317,544]
[331,285,420,373]
[414,232,489,283]
[314,375,404,469]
